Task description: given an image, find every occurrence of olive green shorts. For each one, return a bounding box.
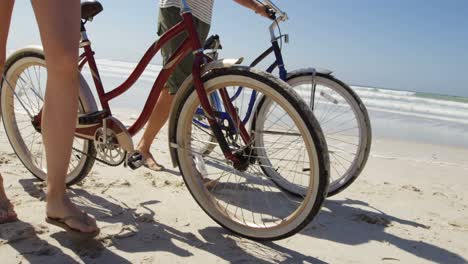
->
[158,7,211,94]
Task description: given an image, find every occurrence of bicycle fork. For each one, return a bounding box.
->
[192,57,251,166]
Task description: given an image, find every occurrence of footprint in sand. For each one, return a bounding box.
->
[140,256,156,264]
[99,224,138,240]
[0,156,11,164]
[353,213,392,227]
[401,184,422,193]
[448,218,468,230]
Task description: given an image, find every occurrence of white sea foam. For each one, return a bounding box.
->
[351,86,468,122]
[82,59,162,82]
[81,59,468,125]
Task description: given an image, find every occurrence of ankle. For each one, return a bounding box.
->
[46,188,67,203]
[136,144,151,154]
[45,194,70,215]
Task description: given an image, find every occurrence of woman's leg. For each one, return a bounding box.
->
[31,0,98,233]
[0,0,18,224]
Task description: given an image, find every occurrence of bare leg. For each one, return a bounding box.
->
[32,0,98,233]
[136,89,174,171]
[0,0,18,224]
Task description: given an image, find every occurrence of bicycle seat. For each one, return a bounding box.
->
[204,35,222,50]
[81,0,103,21]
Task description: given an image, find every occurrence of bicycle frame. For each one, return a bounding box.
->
[196,0,324,130]
[195,36,288,131]
[195,0,304,131]
[78,14,195,136]
[70,6,249,163]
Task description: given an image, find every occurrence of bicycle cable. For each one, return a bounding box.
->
[255,0,284,50]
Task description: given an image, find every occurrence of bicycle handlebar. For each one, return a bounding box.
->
[263,0,288,42]
[263,0,288,22]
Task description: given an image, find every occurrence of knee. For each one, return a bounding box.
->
[44,49,78,77]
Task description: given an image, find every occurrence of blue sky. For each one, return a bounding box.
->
[7,0,468,97]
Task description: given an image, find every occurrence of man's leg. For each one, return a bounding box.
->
[136,7,181,171]
[32,0,98,234]
[0,0,18,224]
[137,8,210,171]
[137,89,173,171]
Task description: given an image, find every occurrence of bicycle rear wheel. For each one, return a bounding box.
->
[172,67,329,241]
[1,51,96,186]
[288,72,372,196]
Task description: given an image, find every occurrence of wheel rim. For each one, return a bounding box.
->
[176,75,322,238]
[288,75,369,194]
[1,57,91,183]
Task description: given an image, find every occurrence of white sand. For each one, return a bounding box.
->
[0,118,467,264]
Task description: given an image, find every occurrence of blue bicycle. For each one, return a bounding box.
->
[194,0,372,197]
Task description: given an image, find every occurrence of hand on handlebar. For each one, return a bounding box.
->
[254,3,275,20]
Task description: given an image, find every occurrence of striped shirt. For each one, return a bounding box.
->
[159,0,215,25]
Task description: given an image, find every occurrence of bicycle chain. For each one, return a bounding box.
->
[72,146,126,167]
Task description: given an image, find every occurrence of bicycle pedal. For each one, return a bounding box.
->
[127,151,145,170]
[78,110,110,125]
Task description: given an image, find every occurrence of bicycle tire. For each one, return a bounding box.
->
[287,72,372,197]
[172,66,329,241]
[1,51,96,186]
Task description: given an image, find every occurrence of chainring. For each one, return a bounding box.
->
[94,128,127,166]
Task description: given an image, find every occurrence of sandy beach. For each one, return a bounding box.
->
[0,108,467,264]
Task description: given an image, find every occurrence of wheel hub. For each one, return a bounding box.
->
[232,146,256,172]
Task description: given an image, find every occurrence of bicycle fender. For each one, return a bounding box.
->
[3,46,98,114]
[167,57,243,168]
[286,67,333,80]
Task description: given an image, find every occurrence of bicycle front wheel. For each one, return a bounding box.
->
[172,67,329,241]
[288,72,372,197]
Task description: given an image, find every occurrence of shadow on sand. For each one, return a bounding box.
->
[16,178,326,263]
[14,178,466,263]
[302,198,466,264]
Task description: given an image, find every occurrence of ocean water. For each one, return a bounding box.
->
[352,86,468,148]
[81,59,468,149]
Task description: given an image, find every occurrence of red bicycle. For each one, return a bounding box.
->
[1,0,329,240]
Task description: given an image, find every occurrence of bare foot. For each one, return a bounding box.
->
[46,195,99,234]
[0,176,18,224]
[140,151,165,172]
[0,199,18,224]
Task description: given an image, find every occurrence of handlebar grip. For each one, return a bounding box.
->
[265,7,276,20]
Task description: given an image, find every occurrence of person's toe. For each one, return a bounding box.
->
[87,215,98,231]
[144,155,165,171]
[84,214,98,233]
[67,215,98,233]
[147,163,164,171]
[7,206,17,219]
